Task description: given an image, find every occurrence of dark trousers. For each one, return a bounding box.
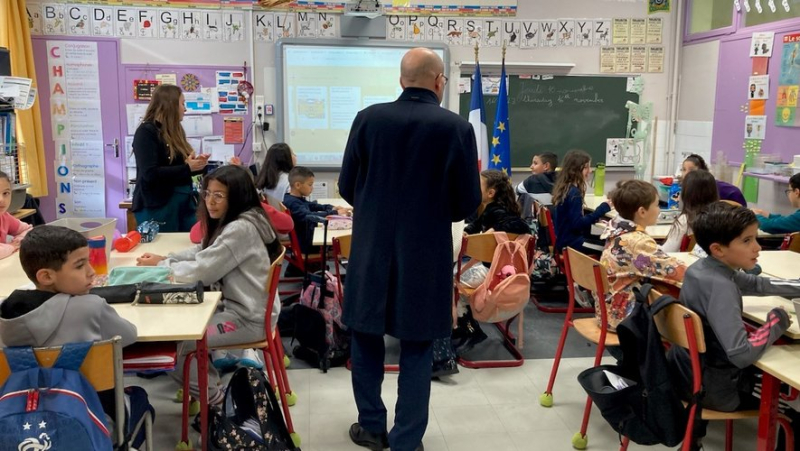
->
[351,330,433,451]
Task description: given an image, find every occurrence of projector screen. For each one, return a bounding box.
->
[276,40,449,167]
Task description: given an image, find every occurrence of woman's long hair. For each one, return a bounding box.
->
[481,169,521,215]
[198,166,276,253]
[552,150,591,206]
[679,169,719,230]
[255,143,295,191]
[141,85,193,163]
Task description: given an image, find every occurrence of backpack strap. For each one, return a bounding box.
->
[52,342,93,371]
[649,294,678,316]
[5,346,39,372]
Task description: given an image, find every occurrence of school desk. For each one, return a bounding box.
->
[754,344,800,451]
[752,250,800,279]
[666,252,700,267]
[309,198,352,246]
[742,295,800,340]
[11,209,35,220]
[0,233,217,451]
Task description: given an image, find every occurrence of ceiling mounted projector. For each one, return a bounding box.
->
[345,0,383,18]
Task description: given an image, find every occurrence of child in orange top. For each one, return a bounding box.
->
[0,171,32,260]
[599,180,687,330]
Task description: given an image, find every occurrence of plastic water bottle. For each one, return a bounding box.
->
[594,164,606,197]
[88,236,108,286]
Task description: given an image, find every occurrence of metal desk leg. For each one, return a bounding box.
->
[757,372,780,451]
[196,334,209,451]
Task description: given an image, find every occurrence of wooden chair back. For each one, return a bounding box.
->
[782,232,800,253]
[680,234,696,252]
[564,247,609,294]
[647,289,706,354]
[333,234,352,260]
[721,199,743,208]
[0,337,121,391]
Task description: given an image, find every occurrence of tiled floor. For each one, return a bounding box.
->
[137,356,759,450]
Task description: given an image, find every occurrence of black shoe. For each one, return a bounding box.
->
[455,328,488,356]
[349,423,389,450]
[431,359,459,379]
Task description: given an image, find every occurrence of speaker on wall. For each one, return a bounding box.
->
[0,47,10,76]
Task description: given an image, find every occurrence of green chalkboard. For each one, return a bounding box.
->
[459,75,639,168]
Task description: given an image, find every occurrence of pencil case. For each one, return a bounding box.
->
[137,281,204,305]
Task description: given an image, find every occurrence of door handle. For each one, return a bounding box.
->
[106,138,120,158]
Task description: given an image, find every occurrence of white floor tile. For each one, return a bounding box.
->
[433,404,505,436]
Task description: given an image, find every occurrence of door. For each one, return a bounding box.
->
[32,37,126,231]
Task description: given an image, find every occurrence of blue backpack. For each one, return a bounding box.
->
[0,342,113,451]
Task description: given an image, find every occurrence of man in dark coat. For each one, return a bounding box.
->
[339,47,481,451]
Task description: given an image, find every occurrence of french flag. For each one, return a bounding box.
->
[469,63,489,170]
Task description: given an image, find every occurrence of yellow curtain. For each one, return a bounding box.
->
[0,0,47,197]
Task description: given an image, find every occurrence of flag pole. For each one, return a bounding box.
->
[474,42,479,64]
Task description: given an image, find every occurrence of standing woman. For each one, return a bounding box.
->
[255,143,296,202]
[132,85,209,232]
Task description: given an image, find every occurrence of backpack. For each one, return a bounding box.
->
[207,367,297,450]
[458,232,532,328]
[577,284,690,447]
[291,271,350,372]
[0,342,113,451]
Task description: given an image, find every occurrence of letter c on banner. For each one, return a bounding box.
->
[50,46,61,58]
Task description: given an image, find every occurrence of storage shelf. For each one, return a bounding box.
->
[743,172,791,183]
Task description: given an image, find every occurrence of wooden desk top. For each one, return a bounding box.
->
[755,344,800,391]
[668,252,700,267]
[754,251,800,279]
[11,209,35,220]
[119,200,132,209]
[743,296,800,340]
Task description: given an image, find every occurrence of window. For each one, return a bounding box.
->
[688,0,735,34]
[743,0,800,27]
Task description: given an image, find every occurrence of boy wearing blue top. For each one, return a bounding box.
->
[283,166,350,254]
[752,173,800,234]
[668,202,800,450]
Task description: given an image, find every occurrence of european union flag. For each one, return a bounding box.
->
[489,62,510,176]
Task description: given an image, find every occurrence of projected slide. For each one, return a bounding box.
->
[280,44,446,166]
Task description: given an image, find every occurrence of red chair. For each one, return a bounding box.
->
[540,247,618,449]
[780,232,800,253]
[180,248,301,449]
[531,204,594,314]
[620,289,794,451]
[679,234,696,252]
[453,232,532,369]
[279,203,326,296]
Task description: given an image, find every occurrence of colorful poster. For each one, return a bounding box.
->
[575,20,593,47]
[66,5,90,36]
[216,71,247,115]
[748,75,770,100]
[90,6,113,37]
[557,20,575,46]
[483,19,502,47]
[502,20,520,48]
[594,19,611,46]
[518,21,538,48]
[27,3,43,35]
[776,32,800,126]
[253,12,274,42]
[751,31,775,57]
[317,13,337,38]
[648,0,670,14]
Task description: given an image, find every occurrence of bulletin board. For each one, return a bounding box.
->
[122,64,255,162]
[713,26,800,165]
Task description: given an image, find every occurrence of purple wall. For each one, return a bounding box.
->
[712,23,800,164]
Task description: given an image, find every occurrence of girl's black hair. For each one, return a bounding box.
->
[255,143,294,191]
[684,154,709,171]
[481,169,521,216]
[198,165,274,252]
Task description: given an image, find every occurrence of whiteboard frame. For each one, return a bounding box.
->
[275,39,450,169]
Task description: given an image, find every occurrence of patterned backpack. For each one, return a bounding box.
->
[0,342,113,451]
[208,367,297,450]
[292,271,350,372]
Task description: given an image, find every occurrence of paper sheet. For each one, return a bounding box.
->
[125,136,135,167]
[202,136,234,162]
[0,76,33,109]
[184,90,213,114]
[182,115,214,137]
[126,104,149,134]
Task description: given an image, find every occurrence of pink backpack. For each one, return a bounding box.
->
[458,232,532,345]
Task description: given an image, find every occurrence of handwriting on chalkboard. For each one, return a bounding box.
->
[483,83,606,107]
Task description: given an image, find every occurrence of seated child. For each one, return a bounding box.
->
[136,165,282,409]
[599,180,686,330]
[662,169,720,254]
[752,173,800,235]
[0,225,143,446]
[284,166,350,254]
[681,154,747,207]
[465,169,530,236]
[516,151,558,199]
[0,170,32,259]
[668,202,800,450]
[552,150,611,254]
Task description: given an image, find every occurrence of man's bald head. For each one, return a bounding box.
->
[400,47,444,88]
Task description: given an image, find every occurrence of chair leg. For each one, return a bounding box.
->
[273,330,294,396]
[144,411,153,451]
[267,348,296,434]
[540,314,573,407]
[619,436,629,451]
[574,341,607,449]
[777,414,795,451]
[725,419,733,451]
